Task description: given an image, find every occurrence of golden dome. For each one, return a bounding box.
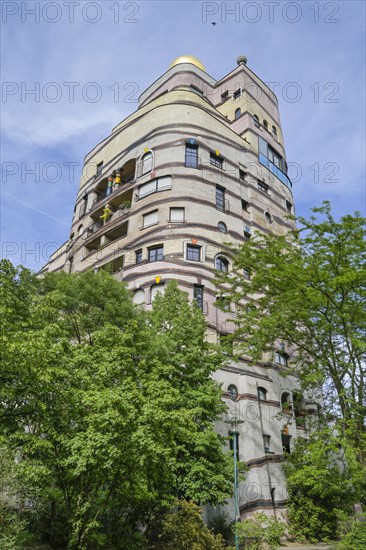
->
[169,55,206,72]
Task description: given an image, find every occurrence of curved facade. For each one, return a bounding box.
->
[42,57,302,520]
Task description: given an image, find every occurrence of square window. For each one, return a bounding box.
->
[221,91,229,103]
[233,89,241,100]
[143,210,158,228]
[216,185,226,212]
[210,152,223,169]
[148,245,163,262]
[135,249,142,264]
[185,143,198,168]
[187,244,201,261]
[170,207,185,222]
[257,180,269,194]
[275,351,288,367]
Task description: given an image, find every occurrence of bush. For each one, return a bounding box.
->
[236,512,286,550]
[338,521,366,550]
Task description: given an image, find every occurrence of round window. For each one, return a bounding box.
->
[264,211,273,224]
[228,384,238,401]
[218,221,227,233]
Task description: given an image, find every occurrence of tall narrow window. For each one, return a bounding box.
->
[142,210,158,228]
[263,120,268,130]
[139,152,153,177]
[235,108,241,120]
[193,284,204,310]
[135,249,142,264]
[186,244,201,261]
[286,200,293,214]
[239,169,246,181]
[96,162,103,176]
[215,185,225,211]
[210,152,223,169]
[185,143,198,168]
[263,435,271,453]
[79,197,87,219]
[221,91,229,103]
[272,126,278,140]
[253,114,260,127]
[242,199,249,212]
[282,434,291,454]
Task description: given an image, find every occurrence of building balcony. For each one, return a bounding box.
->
[84,211,129,252]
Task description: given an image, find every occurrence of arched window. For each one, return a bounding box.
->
[272,125,277,140]
[253,114,260,127]
[263,120,268,130]
[138,151,153,177]
[257,387,267,401]
[281,392,292,413]
[215,255,229,272]
[77,224,83,236]
[264,211,273,224]
[235,108,241,120]
[228,384,238,401]
[151,283,165,302]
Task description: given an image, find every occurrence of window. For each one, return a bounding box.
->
[281,392,292,414]
[257,387,267,401]
[286,200,293,214]
[77,224,83,236]
[96,162,103,176]
[257,180,269,194]
[215,185,226,211]
[242,199,249,212]
[185,143,198,168]
[253,114,260,127]
[148,245,163,262]
[228,384,238,400]
[190,85,203,97]
[210,152,223,169]
[221,90,229,103]
[275,351,288,367]
[138,151,153,177]
[170,207,185,222]
[239,169,246,181]
[215,255,229,272]
[263,435,271,453]
[139,176,172,198]
[258,138,290,188]
[264,211,273,224]
[133,289,145,305]
[135,249,142,264]
[142,209,158,228]
[243,230,251,241]
[186,244,201,261]
[282,434,291,454]
[235,108,241,120]
[243,268,251,280]
[233,88,241,100]
[263,120,268,130]
[194,284,204,310]
[218,221,227,233]
[78,198,87,219]
[272,126,278,140]
[267,146,282,169]
[151,283,165,301]
[229,431,240,462]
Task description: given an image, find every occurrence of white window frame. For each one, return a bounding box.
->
[169,207,185,223]
[139,176,172,198]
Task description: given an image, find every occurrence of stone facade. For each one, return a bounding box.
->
[41,56,304,519]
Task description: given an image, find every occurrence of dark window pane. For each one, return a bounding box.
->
[194,285,203,309]
[135,249,142,264]
[187,245,201,261]
[148,246,163,262]
[185,144,198,168]
[216,185,225,211]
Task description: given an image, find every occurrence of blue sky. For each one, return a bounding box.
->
[1,0,365,271]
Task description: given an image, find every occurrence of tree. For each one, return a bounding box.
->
[158,500,228,550]
[283,427,363,542]
[216,203,366,461]
[0,264,232,548]
[236,512,286,550]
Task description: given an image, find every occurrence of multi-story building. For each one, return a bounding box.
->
[41,55,305,520]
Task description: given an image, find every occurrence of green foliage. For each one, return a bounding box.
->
[284,429,364,542]
[0,265,232,548]
[236,512,286,550]
[338,520,366,550]
[158,500,228,550]
[207,510,234,546]
[216,202,366,459]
